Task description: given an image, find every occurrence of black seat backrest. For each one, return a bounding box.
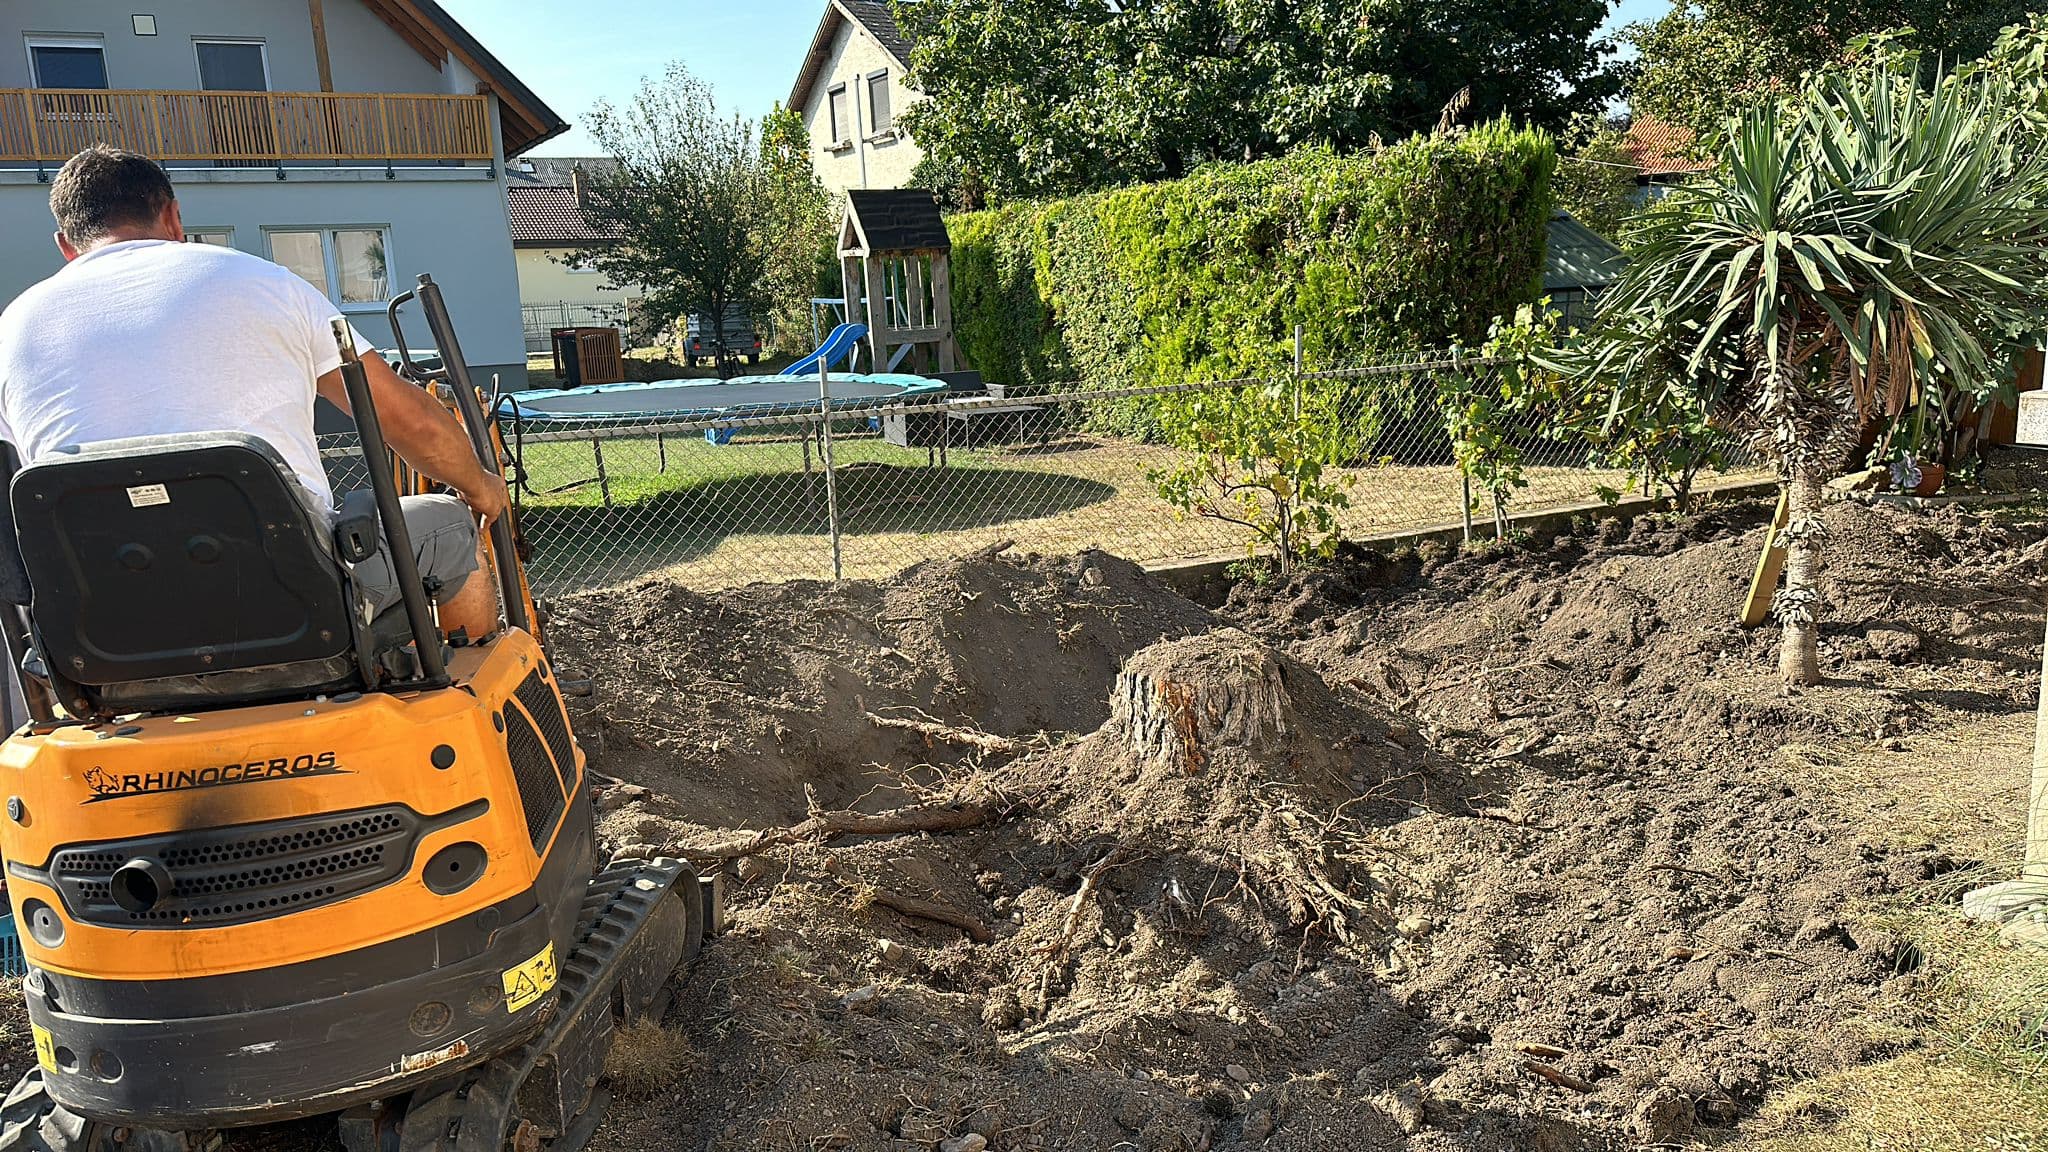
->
[12,433,353,688]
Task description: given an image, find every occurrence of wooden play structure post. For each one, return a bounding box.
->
[838,190,962,376]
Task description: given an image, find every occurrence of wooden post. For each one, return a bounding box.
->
[1740,489,1792,629]
[840,254,862,371]
[309,0,336,93]
[863,255,890,378]
[929,255,956,373]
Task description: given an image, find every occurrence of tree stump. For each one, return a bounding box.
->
[1108,630,1297,776]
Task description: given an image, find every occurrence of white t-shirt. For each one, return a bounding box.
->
[0,239,365,509]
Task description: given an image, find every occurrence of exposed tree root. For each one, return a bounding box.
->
[680,793,1016,863]
[864,711,1020,756]
[823,858,993,943]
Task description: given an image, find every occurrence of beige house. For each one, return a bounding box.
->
[789,0,924,199]
[505,159,641,352]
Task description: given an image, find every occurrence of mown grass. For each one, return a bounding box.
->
[506,423,1721,594]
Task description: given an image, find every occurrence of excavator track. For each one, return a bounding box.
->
[0,857,718,1152]
[362,856,713,1152]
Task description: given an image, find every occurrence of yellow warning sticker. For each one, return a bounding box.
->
[501,942,558,1013]
[30,1024,54,1072]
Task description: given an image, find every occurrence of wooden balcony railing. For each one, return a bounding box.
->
[0,89,494,164]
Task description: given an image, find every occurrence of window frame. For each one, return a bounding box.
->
[264,225,394,313]
[184,228,237,248]
[24,34,108,89]
[827,82,851,147]
[866,69,892,135]
[192,37,272,92]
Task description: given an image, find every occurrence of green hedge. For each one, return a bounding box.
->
[946,122,1558,390]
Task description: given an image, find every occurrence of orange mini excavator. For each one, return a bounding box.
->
[0,276,714,1152]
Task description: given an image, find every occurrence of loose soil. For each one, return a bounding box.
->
[551,489,2048,1151]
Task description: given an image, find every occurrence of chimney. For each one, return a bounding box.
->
[571,164,586,209]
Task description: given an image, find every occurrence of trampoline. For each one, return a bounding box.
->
[496,373,947,429]
[495,373,952,507]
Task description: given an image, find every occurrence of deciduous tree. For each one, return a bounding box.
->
[1624,0,2032,145]
[579,65,776,373]
[898,0,1620,201]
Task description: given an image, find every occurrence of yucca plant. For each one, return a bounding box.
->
[1588,50,2048,687]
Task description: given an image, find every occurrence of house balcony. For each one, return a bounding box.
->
[0,89,495,168]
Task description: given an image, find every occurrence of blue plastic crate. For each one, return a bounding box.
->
[0,914,23,978]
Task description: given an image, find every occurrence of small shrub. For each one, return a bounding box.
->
[1151,380,1354,574]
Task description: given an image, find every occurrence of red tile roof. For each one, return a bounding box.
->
[506,186,618,247]
[1625,118,1711,179]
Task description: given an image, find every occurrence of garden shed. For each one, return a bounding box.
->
[1544,212,1627,328]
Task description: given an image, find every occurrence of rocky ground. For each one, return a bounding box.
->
[545,484,2048,1152]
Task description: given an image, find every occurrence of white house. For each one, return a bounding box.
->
[788,0,924,200]
[0,0,568,381]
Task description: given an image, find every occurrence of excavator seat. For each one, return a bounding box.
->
[6,433,383,714]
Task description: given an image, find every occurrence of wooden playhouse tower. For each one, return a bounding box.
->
[839,190,961,375]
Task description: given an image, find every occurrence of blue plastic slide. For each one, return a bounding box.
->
[784,322,869,377]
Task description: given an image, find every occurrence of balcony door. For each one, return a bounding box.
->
[195,40,272,166]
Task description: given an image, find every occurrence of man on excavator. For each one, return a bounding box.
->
[0,145,506,637]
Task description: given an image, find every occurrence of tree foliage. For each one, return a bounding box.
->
[760,102,836,353]
[1624,0,2033,145]
[898,0,1617,201]
[1552,115,1641,242]
[1586,49,2048,686]
[579,65,817,369]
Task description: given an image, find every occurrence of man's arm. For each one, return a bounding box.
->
[316,355,508,523]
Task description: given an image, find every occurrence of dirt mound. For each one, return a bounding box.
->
[551,492,2044,1151]
[550,548,1213,831]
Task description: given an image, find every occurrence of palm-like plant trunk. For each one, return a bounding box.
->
[1776,462,1827,686]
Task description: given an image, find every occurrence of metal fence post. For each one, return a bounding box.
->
[1291,324,1304,420]
[819,364,844,581]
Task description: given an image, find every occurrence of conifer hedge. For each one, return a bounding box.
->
[945,122,1558,390]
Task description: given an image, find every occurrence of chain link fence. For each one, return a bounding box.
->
[459,354,1767,597]
[521,303,632,355]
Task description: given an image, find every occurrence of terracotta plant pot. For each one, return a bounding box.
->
[1913,462,1946,496]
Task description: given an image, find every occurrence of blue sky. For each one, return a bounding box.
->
[438,0,1675,157]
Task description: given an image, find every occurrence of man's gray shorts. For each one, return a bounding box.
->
[351,493,480,616]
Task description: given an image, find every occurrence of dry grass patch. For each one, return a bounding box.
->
[604,1017,704,1102]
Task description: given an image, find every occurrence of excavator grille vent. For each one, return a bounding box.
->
[45,806,419,928]
[504,696,564,851]
[514,666,578,793]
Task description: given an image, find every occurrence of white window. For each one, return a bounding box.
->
[867,71,891,134]
[267,227,392,310]
[184,229,235,247]
[564,253,600,275]
[26,36,107,89]
[828,84,850,145]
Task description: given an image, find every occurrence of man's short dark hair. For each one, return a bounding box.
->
[49,146,176,248]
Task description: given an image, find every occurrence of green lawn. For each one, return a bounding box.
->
[507,423,1737,594]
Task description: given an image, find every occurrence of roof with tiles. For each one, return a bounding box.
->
[1624,118,1712,179]
[506,185,618,247]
